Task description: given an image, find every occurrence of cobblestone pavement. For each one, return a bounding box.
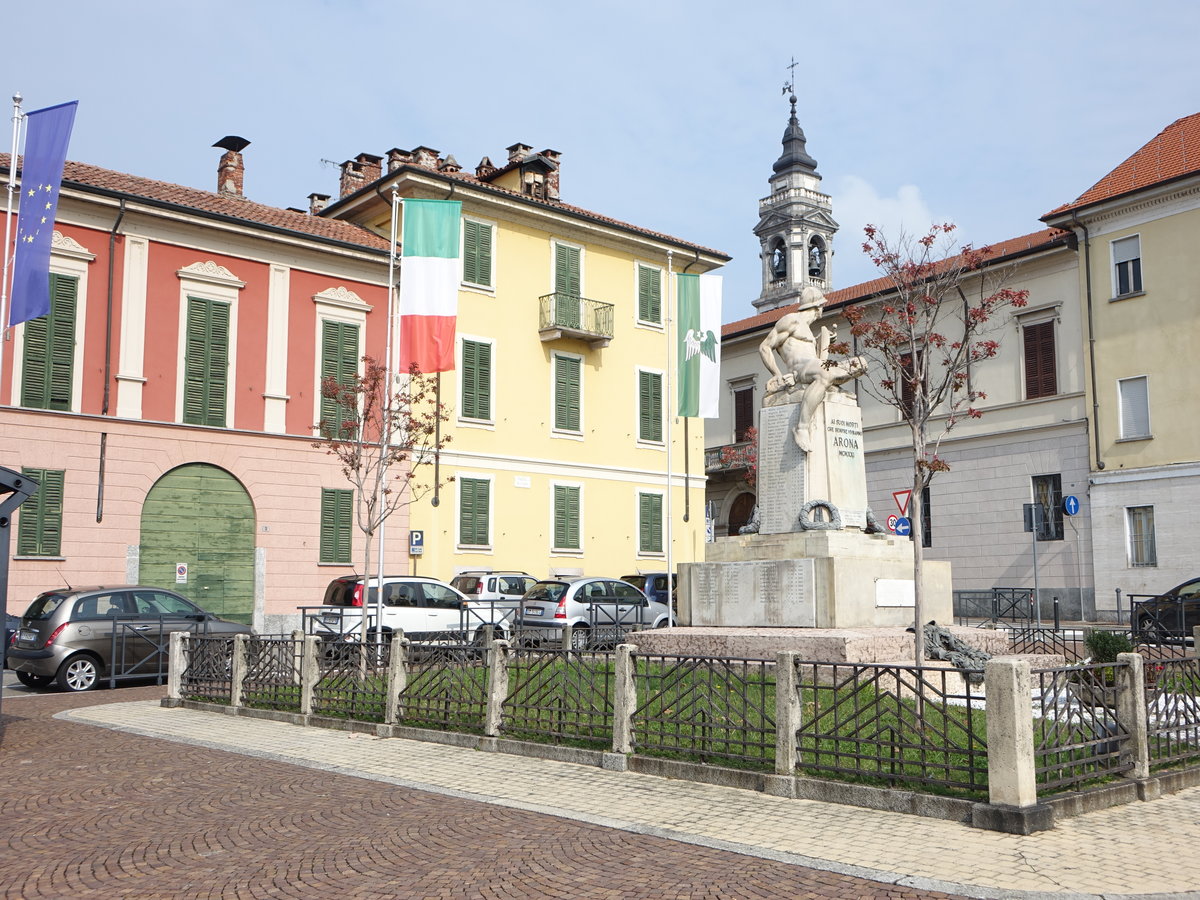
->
[1,683,962,900]
[5,682,1200,899]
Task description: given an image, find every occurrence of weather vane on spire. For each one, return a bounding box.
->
[783,57,799,115]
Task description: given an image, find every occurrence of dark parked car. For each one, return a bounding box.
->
[6,586,252,692]
[4,612,18,667]
[1132,578,1200,641]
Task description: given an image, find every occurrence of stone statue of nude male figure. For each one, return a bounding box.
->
[759,286,867,453]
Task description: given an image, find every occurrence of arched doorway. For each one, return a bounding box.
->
[727,492,756,535]
[140,463,255,624]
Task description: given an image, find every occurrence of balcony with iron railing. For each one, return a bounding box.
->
[538,293,614,348]
[705,440,754,475]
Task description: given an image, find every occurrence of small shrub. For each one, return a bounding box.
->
[1085,630,1133,664]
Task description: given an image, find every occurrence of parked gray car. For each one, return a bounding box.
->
[6,586,252,692]
[516,576,673,649]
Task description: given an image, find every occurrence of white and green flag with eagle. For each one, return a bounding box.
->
[677,272,722,417]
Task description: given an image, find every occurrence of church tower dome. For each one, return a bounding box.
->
[751,88,838,312]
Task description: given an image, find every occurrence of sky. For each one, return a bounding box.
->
[7,0,1200,324]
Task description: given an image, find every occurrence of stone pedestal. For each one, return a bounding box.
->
[681,529,952,629]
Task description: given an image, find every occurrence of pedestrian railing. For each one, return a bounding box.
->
[1031,662,1132,793]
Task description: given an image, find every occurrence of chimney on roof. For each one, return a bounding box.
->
[507,143,533,164]
[213,136,250,197]
[540,148,561,200]
[308,192,330,215]
[338,153,382,198]
[411,146,441,169]
[439,154,462,173]
[476,156,497,178]
[386,148,412,172]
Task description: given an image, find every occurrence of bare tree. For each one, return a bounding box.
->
[313,357,451,643]
[836,224,1029,665]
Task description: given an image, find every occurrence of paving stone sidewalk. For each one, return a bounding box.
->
[47,692,1200,899]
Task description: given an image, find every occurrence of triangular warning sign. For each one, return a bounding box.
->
[893,490,911,517]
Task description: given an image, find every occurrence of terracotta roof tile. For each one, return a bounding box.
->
[1043,112,1200,218]
[722,228,1067,337]
[2,154,391,252]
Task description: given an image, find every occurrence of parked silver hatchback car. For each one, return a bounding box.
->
[516,576,673,649]
[6,585,252,692]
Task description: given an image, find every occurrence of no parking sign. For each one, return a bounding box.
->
[176,563,188,584]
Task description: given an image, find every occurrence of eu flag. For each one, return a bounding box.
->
[8,101,77,328]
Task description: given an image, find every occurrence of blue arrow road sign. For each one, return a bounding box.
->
[1063,495,1080,516]
[893,516,911,536]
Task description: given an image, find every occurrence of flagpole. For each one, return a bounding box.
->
[665,250,675,625]
[0,92,24,388]
[374,187,400,635]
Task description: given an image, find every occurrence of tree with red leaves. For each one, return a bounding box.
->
[836,224,1029,664]
[313,357,452,642]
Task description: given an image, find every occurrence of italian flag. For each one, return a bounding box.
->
[677,272,722,418]
[399,198,462,373]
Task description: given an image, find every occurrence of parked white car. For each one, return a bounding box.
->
[516,576,673,649]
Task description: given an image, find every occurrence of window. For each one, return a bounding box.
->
[17,467,64,557]
[1118,376,1150,439]
[554,243,581,298]
[638,492,663,554]
[183,296,231,427]
[460,338,492,421]
[462,219,493,288]
[1113,235,1142,296]
[459,477,491,547]
[920,486,932,548]
[553,354,581,432]
[1031,474,1064,542]
[733,386,755,442]
[319,320,360,438]
[1022,320,1057,399]
[319,489,353,564]
[1127,506,1156,567]
[638,370,663,443]
[553,484,581,551]
[21,273,77,410]
[637,264,661,325]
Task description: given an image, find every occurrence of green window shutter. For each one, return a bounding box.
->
[555,244,580,297]
[463,221,493,287]
[17,467,65,557]
[461,339,491,420]
[554,355,581,431]
[319,320,360,437]
[639,493,663,554]
[319,489,353,564]
[183,297,230,427]
[638,265,661,323]
[459,478,490,546]
[20,273,77,410]
[639,371,662,442]
[554,485,580,550]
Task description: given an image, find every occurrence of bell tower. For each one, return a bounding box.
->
[752,74,838,312]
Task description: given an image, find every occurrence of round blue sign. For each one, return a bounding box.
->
[893,516,911,536]
[1062,495,1081,516]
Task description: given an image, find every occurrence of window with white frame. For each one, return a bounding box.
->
[458,476,491,548]
[1112,235,1142,297]
[637,369,663,443]
[552,484,582,552]
[638,491,664,555]
[1118,376,1150,439]
[462,218,494,289]
[636,263,662,325]
[1127,506,1156,567]
[459,337,493,422]
[552,352,582,433]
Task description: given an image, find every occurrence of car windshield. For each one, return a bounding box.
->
[23,592,71,620]
[525,582,568,603]
[622,575,647,591]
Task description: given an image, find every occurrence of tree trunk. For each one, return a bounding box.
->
[910,429,926,668]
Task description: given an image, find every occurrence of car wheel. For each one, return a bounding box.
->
[16,671,54,689]
[1138,616,1164,643]
[57,655,101,692]
[569,626,590,651]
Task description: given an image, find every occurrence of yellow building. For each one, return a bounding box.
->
[322,145,728,582]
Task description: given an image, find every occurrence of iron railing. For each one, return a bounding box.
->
[312,638,389,722]
[179,634,235,703]
[1006,626,1192,663]
[241,634,303,711]
[503,646,615,747]
[1145,657,1200,767]
[793,660,988,797]
[1129,595,1195,642]
[1031,663,1132,793]
[537,292,614,341]
[953,587,1036,625]
[398,641,489,732]
[632,654,777,768]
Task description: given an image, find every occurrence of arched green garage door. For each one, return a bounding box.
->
[140,463,255,624]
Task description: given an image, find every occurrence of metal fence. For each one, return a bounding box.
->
[953,587,1037,625]
[632,654,777,769]
[1006,626,1192,663]
[179,634,235,702]
[503,646,615,747]
[1146,657,1200,767]
[398,641,489,732]
[242,634,303,712]
[793,660,988,797]
[311,637,390,721]
[1031,662,1132,793]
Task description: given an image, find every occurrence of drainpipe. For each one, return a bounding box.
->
[97,199,126,522]
[1070,214,1104,471]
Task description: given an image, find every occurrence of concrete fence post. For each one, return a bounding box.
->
[231,633,248,708]
[612,643,637,755]
[484,639,511,737]
[774,651,801,776]
[300,635,318,717]
[167,631,186,700]
[1116,652,1150,781]
[561,624,573,651]
[384,630,407,725]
